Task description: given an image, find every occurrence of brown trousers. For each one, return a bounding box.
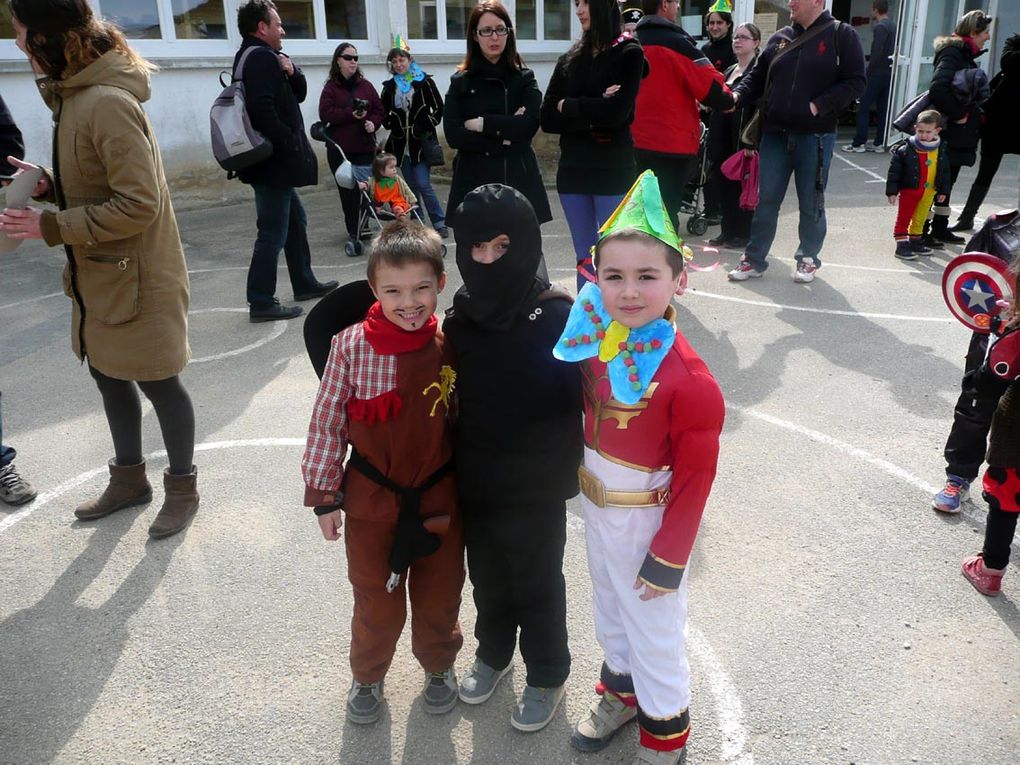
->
[344,513,465,682]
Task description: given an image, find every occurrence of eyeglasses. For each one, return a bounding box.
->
[477,26,510,37]
[340,54,359,61]
[733,35,755,41]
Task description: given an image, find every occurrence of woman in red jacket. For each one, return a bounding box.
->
[319,43,384,245]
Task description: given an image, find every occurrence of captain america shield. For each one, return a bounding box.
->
[942,252,1015,333]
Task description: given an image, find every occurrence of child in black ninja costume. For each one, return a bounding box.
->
[442,184,583,732]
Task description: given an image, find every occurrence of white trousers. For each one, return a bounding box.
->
[581,449,690,718]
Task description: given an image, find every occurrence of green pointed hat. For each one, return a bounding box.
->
[391,33,411,54]
[596,170,693,261]
[709,0,734,13]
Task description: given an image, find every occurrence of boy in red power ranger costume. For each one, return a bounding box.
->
[555,171,725,765]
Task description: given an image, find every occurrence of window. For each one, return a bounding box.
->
[517,0,537,39]
[172,0,227,40]
[0,6,13,39]
[325,0,368,39]
[97,0,162,39]
[277,0,316,39]
[543,0,570,40]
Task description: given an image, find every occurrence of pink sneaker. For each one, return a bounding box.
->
[961,554,1005,596]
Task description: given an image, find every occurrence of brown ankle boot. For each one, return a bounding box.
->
[74,460,152,521]
[148,466,199,539]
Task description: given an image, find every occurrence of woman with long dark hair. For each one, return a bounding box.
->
[707,22,760,249]
[540,0,645,290]
[0,0,198,538]
[319,42,384,245]
[381,40,448,237]
[926,10,992,245]
[443,1,550,229]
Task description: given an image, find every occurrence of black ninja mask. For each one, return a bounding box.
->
[453,184,550,332]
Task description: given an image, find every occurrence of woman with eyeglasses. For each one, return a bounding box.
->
[706,22,761,249]
[540,0,646,290]
[319,42,384,246]
[381,39,448,238]
[443,1,551,229]
[925,10,993,245]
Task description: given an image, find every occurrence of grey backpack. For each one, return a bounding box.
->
[210,47,273,175]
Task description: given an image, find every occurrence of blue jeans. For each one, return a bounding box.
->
[248,184,319,309]
[745,131,835,270]
[559,192,625,292]
[401,157,445,229]
[852,71,891,148]
[0,390,15,468]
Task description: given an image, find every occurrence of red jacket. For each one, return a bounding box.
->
[633,16,732,156]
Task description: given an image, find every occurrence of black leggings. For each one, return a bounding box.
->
[89,366,195,475]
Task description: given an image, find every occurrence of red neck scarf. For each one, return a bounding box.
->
[362,301,438,355]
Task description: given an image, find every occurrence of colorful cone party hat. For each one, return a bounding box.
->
[597,170,693,262]
[391,33,411,54]
[709,0,734,13]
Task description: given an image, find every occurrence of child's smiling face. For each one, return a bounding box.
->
[597,237,683,329]
[370,261,445,331]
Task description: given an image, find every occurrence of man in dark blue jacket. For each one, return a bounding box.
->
[235,0,336,322]
[727,0,865,284]
[844,0,895,153]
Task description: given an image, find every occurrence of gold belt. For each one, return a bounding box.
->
[578,466,669,508]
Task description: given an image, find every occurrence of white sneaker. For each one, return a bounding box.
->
[727,259,764,281]
[865,143,886,153]
[793,260,819,283]
[842,143,866,153]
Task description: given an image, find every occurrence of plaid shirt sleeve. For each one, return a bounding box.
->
[301,324,397,506]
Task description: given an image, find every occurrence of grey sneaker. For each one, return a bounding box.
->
[422,667,458,715]
[0,462,37,506]
[633,745,687,765]
[510,684,565,732]
[346,679,384,725]
[571,692,638,752]
[458,658,511,705]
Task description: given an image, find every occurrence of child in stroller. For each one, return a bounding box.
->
[371,152,416,219]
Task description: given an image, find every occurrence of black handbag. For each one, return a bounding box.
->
[420,133,445,167]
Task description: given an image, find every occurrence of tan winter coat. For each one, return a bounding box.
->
[37,50,190,381]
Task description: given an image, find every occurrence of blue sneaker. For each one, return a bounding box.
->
[932,475,970,514]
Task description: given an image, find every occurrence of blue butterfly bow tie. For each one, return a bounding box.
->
[553,282,675,405]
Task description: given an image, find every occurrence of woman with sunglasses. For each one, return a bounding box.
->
[381,39,448,238]
[319,42,384,247]
[925,10,993,245]
[443,2,550,230]
[540,0,646,290]
[706,22,761,249]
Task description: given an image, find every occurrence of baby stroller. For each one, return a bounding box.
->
[684,122,711,237]
[310,122,446,258]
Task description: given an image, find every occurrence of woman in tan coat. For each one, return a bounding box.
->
[0,0,198,539]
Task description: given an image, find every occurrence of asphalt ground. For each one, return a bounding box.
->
[1,140,1019,765]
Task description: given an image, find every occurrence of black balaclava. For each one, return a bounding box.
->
[453,184,550,332]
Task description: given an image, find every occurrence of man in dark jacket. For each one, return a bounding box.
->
[235,0,335,322]
[844,0,895,152]
[728,0,865,284]
[633,0,732,227]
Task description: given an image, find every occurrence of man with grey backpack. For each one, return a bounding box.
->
[727,0,864,285]
[234,0,336,322]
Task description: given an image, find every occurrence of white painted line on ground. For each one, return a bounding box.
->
[769,256,938,274]
[833,152,886,182]
[688,289,954,323]
[689,628,754,765]
[188,307,288,363]
[0,438,305,535]
[0,291,63,311]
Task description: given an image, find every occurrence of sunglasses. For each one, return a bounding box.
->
[340,54,359,62]
[477,26,510,37]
